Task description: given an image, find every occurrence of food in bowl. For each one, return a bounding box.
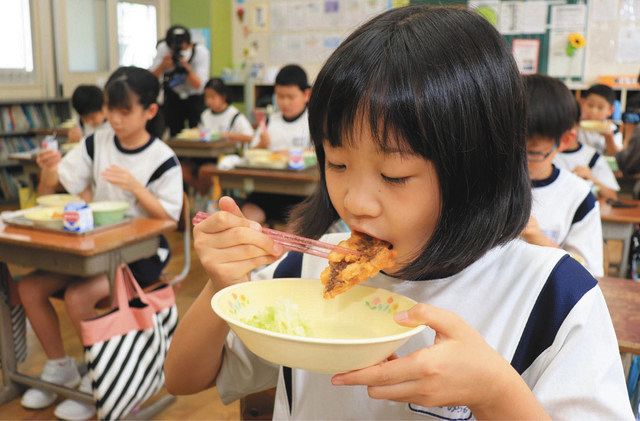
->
[321,232,396,298]
[36,194,81,208]
[24,207,65,229]
[241,299,311,336]
[212,279,424,373]
[89,201,129,226]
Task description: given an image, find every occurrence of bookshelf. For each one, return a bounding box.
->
[0,98,72,205]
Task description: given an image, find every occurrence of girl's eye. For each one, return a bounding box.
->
[326,161,346,171]
[381,174,409,185]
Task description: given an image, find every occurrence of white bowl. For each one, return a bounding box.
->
[212,278,425,374]
[36,194,80,207]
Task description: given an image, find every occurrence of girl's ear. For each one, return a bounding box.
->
[145,103,159,120]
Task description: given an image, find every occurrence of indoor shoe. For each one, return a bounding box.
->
[54,375,96,421]
[21,356,81,409]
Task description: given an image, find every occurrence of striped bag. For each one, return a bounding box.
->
[0,263,27,368]
[80,264,178,420]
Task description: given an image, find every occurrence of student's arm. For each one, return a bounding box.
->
[332,304,550,420]
[224,114,256,143]
[164,197,283,394]
[35,150,62,194]
[572,166,618,200]
[562,193,604,277]
[603,132,621,156]
[521,216,559,248]
[225,132,254,143]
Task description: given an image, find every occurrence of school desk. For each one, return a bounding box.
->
[199,163,319,196]
[0,218,175,416]
[600,198,640,277]
[165,138,237,159]
[599,276,640,356]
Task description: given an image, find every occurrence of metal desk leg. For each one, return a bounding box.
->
[0,262,22,404]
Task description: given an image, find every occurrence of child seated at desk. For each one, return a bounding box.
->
[184,77,254,211]
[242,64,312,224]
[18,66,183,421]
[67,85,109,143]
[578,84,623,156]
[553,101,620,200]
[521,74,603,277]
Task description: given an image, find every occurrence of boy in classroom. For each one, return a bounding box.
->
[67,85,108,142]
[521,74,604,277]
[184,77,254,211]
[578,83,623,155]
[242,64,312,224]
[165,6,631,419]
[17,66,183,421]
[554,100,620,200]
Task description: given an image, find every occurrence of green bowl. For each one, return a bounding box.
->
[89,201,129,226]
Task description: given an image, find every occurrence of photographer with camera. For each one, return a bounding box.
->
[151,25,210,136]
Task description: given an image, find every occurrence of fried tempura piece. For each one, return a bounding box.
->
[320,232,396,299]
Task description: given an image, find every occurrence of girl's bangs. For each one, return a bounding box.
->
[105,79,133,110]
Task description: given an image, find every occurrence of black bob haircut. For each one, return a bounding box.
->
[71,85,104,116]
[204,78,229,102]
[583,83,616,105]
[105,66,164,138]
[523,74,578,145]
[275,64,309,91]
[289,6,530,280]
[165,25,191,47]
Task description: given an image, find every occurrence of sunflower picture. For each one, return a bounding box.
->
[566,32,586,57]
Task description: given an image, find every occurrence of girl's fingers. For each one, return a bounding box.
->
[195,209,260,235]
[218,196,244,218]
[394,304,471,340]
[201,225,282,255]
[365,379,424,403]
[213,243,282,263]
[332,352,423,387]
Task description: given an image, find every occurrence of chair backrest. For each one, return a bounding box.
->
[165,192,191,286]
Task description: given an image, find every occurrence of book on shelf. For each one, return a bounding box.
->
[0,169,18,202]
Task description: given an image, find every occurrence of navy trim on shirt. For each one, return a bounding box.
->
[272,251,303,415]
[510,255,597,374]
[84,134,95,160]
[588,152,600,169]
[562,143,583,154]
[114,136,155,154]
[146,156,179,186]
[572,192,596,224]
[282,108,307,123]
[531,165,560,188]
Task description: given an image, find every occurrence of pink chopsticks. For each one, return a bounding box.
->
[192,211,358,259]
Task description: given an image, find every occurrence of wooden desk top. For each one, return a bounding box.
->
[599,198,640,224]
[165,138,236,150]
[0,218,175,257]
[599,276,640,354]
[199,163,320,182]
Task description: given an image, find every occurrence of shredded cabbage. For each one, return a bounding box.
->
[241,299,311,337]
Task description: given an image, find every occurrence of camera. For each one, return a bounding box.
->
[166,26,190,74]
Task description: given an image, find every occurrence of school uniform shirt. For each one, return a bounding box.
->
[553,142,620,191]
[199,105,254,136]
[531,166,603,277]
[57,126,183,222]
[250,109,310,151]
[578,128,624,155]
[215,234,631,420]
[80,119,110,139]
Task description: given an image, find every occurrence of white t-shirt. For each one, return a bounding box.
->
[80,119,110,138]
[57,126,183,221]
[215,234,631,420]
[199,105,253,136]
[578,128,624,155]
[553,142,620,191]
[531,166,603,276]
[251,109,311,151]
[150,41,210,96]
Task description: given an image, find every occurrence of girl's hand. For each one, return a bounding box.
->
[331,304,523,413]
[101,165,143,193]
[194,196,284,291]
[36,149,62,171]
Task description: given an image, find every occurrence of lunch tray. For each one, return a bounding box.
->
[1,212,132,236]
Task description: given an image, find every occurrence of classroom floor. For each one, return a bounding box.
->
[0,230,240,420]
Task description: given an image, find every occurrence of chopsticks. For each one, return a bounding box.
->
[192,211,358,259]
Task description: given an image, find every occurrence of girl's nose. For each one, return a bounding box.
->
[343,184,382,218]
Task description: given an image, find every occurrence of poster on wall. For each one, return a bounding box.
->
[250,3,268,32]
[512,39,540,74]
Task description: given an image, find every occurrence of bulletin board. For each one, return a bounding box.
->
[230,0,392,84]
[412,0,640,83]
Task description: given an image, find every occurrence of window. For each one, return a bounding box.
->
[0,0,34,82]
[66,0,110,72]
[117,1,157,68]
